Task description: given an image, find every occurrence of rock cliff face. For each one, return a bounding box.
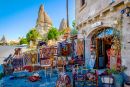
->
[59,18,67,32]
[36,4,53,36]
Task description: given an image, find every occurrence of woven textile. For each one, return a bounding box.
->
[31,52,38,65]
[23,66,32,72]
[14,48,21,55]
[77,40,84,56]
[32,65,41,72]
[57,60,66,66]
[39,45,57,60]
[58,72,71,86]
[38,46,43,59]
[41,59,52,66]
[13,57,23,70]
[62,43,69,56]
[107,49,121,71]
[24,52,38,66]
[42,46,54,58]
[74,40,77,57]
[24,53,32,66]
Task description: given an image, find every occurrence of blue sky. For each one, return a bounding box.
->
[0,0,75,40]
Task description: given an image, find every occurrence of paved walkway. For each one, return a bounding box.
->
[0,68,110,87]
[0,45,29,65]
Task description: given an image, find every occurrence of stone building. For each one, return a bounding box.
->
[75,0,130,80]
[35,4,53,36]
[59,18,67,32]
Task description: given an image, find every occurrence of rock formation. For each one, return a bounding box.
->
[59,18,67,32]
[36,4,53,36]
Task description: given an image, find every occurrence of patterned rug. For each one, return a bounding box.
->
[13,57,23,71]
[76,39,84,56]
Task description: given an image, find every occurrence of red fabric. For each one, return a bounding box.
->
[28,76,41,82]
[107,49,121,71]
[117,50,121,71]
[23,66,32,72]
[107,49,111,69]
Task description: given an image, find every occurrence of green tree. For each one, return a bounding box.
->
[19,38,28,45]
[47,27,59,40]
[70,20,77,35]
[70,28,78,35]
[72,20,75,28]
[26,29,39,44]
[59,31,64,35]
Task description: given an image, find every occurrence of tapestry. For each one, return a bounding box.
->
[24,53,32,66]
[13,57,23,71]
[74,40,77,57]
[39,45,57,60]
[42,46,54,58]
[62,43,70,56]
[76,39,84,56]
[107,49,121,71]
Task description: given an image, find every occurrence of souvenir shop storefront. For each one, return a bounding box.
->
[88,27,121,70]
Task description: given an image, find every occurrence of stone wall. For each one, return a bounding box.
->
[75,0,130,78]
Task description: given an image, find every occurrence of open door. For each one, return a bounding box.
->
[96,39,105,69]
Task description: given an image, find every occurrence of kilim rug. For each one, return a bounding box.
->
[13,57,23,71]
[24,53,32,66]
[77,39,84,56]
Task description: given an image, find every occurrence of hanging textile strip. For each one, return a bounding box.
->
[107,49,111,69]
[74,40,77,57]
[117,50,121,71]
[38,46,43,58]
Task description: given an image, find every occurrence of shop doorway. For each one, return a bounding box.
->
[91,28,114,69]
[96,38,112,69]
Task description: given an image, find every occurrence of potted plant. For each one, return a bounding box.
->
[107,65,127,87]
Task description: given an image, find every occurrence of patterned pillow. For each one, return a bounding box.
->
[86,71,96,82]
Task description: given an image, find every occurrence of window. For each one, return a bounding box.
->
[81,0,85,6]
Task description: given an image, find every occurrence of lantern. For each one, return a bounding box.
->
[117,40,120,45]
[101,75,114,86]
[90,47,93,51]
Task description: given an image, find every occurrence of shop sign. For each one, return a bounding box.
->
[91,21,102,28]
